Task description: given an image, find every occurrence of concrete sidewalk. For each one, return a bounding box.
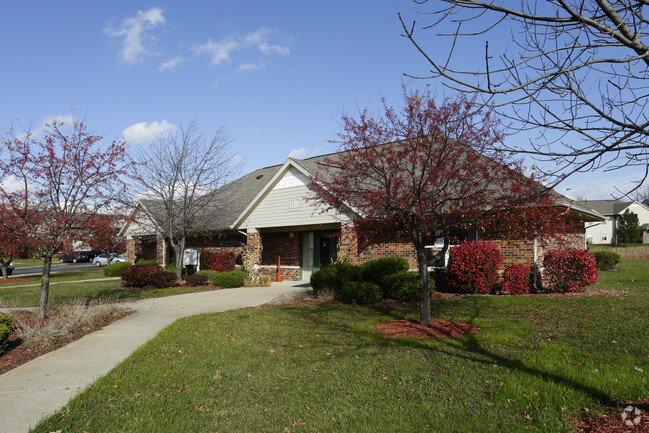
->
[0,282,310,433]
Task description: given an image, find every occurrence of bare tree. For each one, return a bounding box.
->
[133,121,239,280]
[400,1,649,196]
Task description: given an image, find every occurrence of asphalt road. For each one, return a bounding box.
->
[12,261,96,277]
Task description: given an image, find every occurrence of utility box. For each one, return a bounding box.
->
[184,248,200,269]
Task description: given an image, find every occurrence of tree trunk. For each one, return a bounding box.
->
[172,238,186,281]
[38,252,54,319]
[0,261,8,280]
[415,245,432,326]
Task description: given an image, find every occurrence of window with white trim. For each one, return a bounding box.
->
[602,232,608,242]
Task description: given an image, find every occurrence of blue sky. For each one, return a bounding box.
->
[0,1,636,200]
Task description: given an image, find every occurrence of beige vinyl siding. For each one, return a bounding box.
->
[241,185,349,229]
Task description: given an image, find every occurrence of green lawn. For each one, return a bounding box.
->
[0,271,217,307]
[31,261,649,432]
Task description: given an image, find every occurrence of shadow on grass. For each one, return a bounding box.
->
[284,298,616,407]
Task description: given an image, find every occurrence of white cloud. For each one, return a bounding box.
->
[104,7,165,64]
[232,154,243,164]
[193,37,239,66]
[122,120,176,144]
[238,63,263,72]
[194,27,289,69]
[0,175,26,194]
[41,114,75,129]
[159,56,183,72]
[289,148,308,159]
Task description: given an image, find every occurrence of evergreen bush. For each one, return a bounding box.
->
[360,256,410,285]
[310,263,361,294]
[135,260,158,266]
[121,265,175,288]
[381,271,422,301]
[339,281,382,304]
[592,251,621,271]
[212,270,246,288]
[103,261,132,277]
[0,315,12,354]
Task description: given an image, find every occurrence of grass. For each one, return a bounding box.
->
[0,272,218,307]
[8,259,55,268]
[30,260,649,432]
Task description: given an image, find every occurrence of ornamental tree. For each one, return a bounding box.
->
[309,89,565,325]
[0,119,135,318]
[0,204,36,279]
[87,214,128,264]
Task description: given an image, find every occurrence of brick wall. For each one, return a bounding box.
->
[126,238,137,264]
[260,232,300,267]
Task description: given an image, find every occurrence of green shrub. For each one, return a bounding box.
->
[339,281,382,304]
[310,263,361,294]
[382,271,423,301]
[361,257,410,285]
[0,315,12,354]
[212,270,246,288]
[135,260,159,266]
[592,251,621,271]
[103,262,132,277]
[185,274,209,286]
[196,270,218,281]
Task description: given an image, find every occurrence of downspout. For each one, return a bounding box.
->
[533,236,538,291]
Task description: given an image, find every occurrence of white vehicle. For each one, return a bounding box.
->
[93,254,127,267]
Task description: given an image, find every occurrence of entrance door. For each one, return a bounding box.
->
[301,232,314,281]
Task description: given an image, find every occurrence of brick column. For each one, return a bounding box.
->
[156,234,166,266]
[338,224,359,265]
[247,230,262,250]
[126,237,136,264]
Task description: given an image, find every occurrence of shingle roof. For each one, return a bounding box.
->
[574,200,632,216]
[139,164,282,232]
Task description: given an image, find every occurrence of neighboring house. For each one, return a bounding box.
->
[123,151,604,283]
[575,200,649,244]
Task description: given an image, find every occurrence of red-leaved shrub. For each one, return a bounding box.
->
[502,264,532,295]
[543,249,598,293]
[447,241,503,294]
[200,250,236,272]
[121,265,176,288]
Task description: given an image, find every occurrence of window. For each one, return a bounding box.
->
[586,234,593,244]
[602,232,608,242]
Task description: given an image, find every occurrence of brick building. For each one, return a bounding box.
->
[123,151,604,283]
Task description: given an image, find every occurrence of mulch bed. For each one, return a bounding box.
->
[377,317,479,339]
[572,399,649,432]
[0,309,132,376]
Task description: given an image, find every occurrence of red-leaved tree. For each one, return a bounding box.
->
[0,204,37,279]
[0,119,135,318]
[87,214,128,265]
[309,89,565,325]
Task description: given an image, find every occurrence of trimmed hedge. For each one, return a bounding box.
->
[121,265,176,288]
[0,315,12,354]
[592,251,621,271]
[212,270,246,288]
[382,271,422,301]
[543,249,598,293]
[340,281,382,305]
[361,257,409,286]
[135,260,159,266]
[195,270,218,281]
[310,263,361,295]
[103,262,132,277]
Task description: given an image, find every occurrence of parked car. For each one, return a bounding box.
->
[59,251,94,263]
[93,254,127,267]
